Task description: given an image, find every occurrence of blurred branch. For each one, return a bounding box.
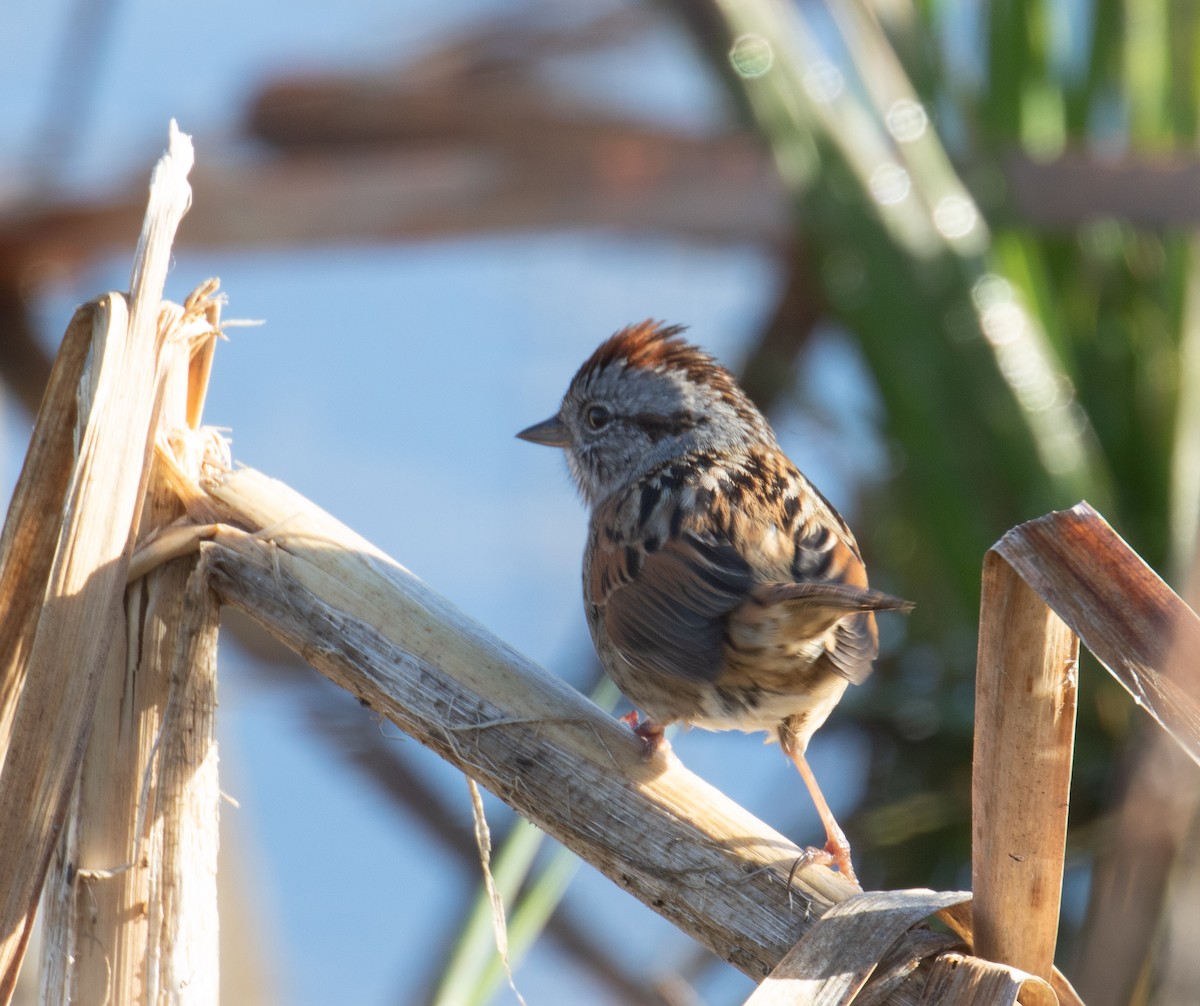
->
[737,240,824,410]
[0,279,53,416]
[0,129,783,278]
[29,0,121,193]
[1002,152,1200,230]
[5,6,1200,296]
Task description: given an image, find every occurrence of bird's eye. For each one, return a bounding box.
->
[584,404,612,430]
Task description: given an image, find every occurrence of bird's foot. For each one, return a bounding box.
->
[783,745,861,887]
[788,839,860,889]
[619,711,668,759]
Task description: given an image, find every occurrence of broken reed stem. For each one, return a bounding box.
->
[139,559,221,1003]
[0,306,94,747]
[0,294,150,997]
[39,555,221,1005]
[39,291,226,1005]
[0,122,196,1001]
[968,501,1200,1004]
[972,552,1079,981]
[144,303,225,1005]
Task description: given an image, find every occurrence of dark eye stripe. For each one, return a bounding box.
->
[630,411,701,442]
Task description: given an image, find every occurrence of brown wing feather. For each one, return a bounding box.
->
[822,614,878,685]
[597,531,752,684]
[587,447,912,691]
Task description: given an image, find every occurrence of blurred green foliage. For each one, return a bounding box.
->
[695,0,1200,915]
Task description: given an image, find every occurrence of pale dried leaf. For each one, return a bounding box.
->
[993,502,1200,766]
[744,889,969,1006]
[920,953,1056,1006]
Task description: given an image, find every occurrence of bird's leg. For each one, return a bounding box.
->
[785,745,860,887]
[619,710,668,759]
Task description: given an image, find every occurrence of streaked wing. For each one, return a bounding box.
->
[594,530,753,684]
[587,446,911,689]
[785,508,876,685]
[823,614,878,685]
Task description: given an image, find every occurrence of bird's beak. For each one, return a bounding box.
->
[516,414,572,448]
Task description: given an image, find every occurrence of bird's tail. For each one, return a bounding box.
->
[752,581,914,614]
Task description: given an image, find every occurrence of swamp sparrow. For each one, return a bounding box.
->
[518,321,911,883]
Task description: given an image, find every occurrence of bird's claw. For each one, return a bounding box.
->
[619,711,668,759]
[788,842,861,889]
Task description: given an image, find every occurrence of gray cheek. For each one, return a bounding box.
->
[566,446,607,503]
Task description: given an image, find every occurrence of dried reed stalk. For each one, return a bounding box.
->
[970,501,1200,1002]
[972,552,1079,979]
[39,288,226,1004]
[0,123,194,1001]
[0,305,94,746]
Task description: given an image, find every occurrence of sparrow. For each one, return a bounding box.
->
[518,321,911,882]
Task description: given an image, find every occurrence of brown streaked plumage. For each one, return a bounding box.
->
[518,321,912,885]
